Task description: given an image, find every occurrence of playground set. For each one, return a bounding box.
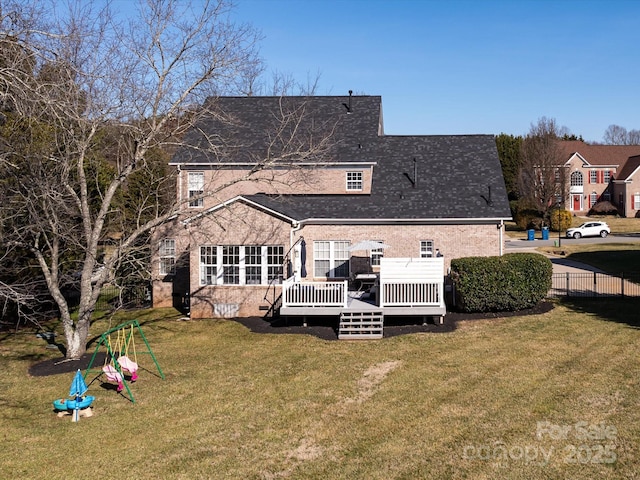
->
[53,320,165,420]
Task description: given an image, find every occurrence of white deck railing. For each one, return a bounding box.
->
[379,282,443,307]
[282,278,348,307]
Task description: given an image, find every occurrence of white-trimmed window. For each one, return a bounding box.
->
[314,241,350,278]
[267,246,284,284]
[244,246,262,285]
[159,239,176,275]
[370,240,384,266]
[590,170,598,184]
[571,171,583,187]
[346,171,363,191]
[200,246,217,285]
[590,192,598,207]
[420,240,434,258]
[222,246,240,285]
[199,245,284,286]
[188,171,204,207]
[604,170,611,183]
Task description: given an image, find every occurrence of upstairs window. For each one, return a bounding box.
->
[590,170,598,184]
[159,239,176,275]
[570,171,583,187]
[604,170,612,183]
[346,171,363,191]
[188,172,204,207]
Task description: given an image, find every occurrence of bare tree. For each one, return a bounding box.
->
[603,124,629,145]
[517,117,567,222]
[627,129,640,145]
[0,0,334,358]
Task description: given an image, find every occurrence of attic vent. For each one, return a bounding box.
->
[403,158,417,188]
[343,90,353,114]
[481,185,493,206]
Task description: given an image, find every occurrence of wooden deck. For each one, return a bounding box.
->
[279,288,446,318]
[278,258,447,338]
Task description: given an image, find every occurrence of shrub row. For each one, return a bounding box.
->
[450,253,552,313]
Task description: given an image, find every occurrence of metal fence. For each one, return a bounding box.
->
[549,272,640,298]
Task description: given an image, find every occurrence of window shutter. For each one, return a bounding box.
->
[633,196,636,210]
[598,171,603,183]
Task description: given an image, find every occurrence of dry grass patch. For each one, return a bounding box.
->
[2,303,640,479]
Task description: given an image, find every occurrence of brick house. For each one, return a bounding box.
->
[151,94,511,327]
[557,141,640,215]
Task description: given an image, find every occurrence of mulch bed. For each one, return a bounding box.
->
[28,302,554,377]
[235,301,554,341]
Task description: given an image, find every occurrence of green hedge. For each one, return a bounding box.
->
[450,253,552,313]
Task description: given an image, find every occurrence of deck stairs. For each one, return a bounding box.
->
[338,310,384,339]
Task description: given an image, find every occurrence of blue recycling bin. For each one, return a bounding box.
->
[527,229,535,241]
[541,227,549,240]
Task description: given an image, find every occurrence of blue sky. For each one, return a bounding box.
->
[231,0,640,142]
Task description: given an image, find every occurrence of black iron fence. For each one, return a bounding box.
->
[549,272,640,298]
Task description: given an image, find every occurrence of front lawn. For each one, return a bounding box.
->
[2,303,639,479]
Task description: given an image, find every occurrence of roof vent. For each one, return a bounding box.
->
[481,185,493,206]
[404,158,417,188]
[343,90,353,114]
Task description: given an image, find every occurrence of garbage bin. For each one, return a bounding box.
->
[527,229,535,241]
[541,227,549,240]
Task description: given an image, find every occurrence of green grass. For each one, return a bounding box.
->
[539,243,640,273]
[2,302,640,479]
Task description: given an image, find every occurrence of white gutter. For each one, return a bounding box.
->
[169,161,378,167]
[290,217,512,225]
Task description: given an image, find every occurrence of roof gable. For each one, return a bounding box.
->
[616,155,640,181]
[557,140,640,167]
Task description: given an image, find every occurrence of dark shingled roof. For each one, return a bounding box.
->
[245,135,511,220]
[171,95,383,165]
[172,95,511,221]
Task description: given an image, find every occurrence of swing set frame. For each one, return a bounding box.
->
[85,319,165,403]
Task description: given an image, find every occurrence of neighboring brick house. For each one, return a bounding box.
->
[152,94,511,319]
[557,141,640,215]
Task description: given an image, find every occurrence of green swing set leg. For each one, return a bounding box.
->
[84,319,164,403]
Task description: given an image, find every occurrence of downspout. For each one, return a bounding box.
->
[177,165,183,203]
[289,221,305,281]
[498,220,504,256]
[290,221,303,248]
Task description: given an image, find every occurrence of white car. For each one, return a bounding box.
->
[566,221,610,239]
